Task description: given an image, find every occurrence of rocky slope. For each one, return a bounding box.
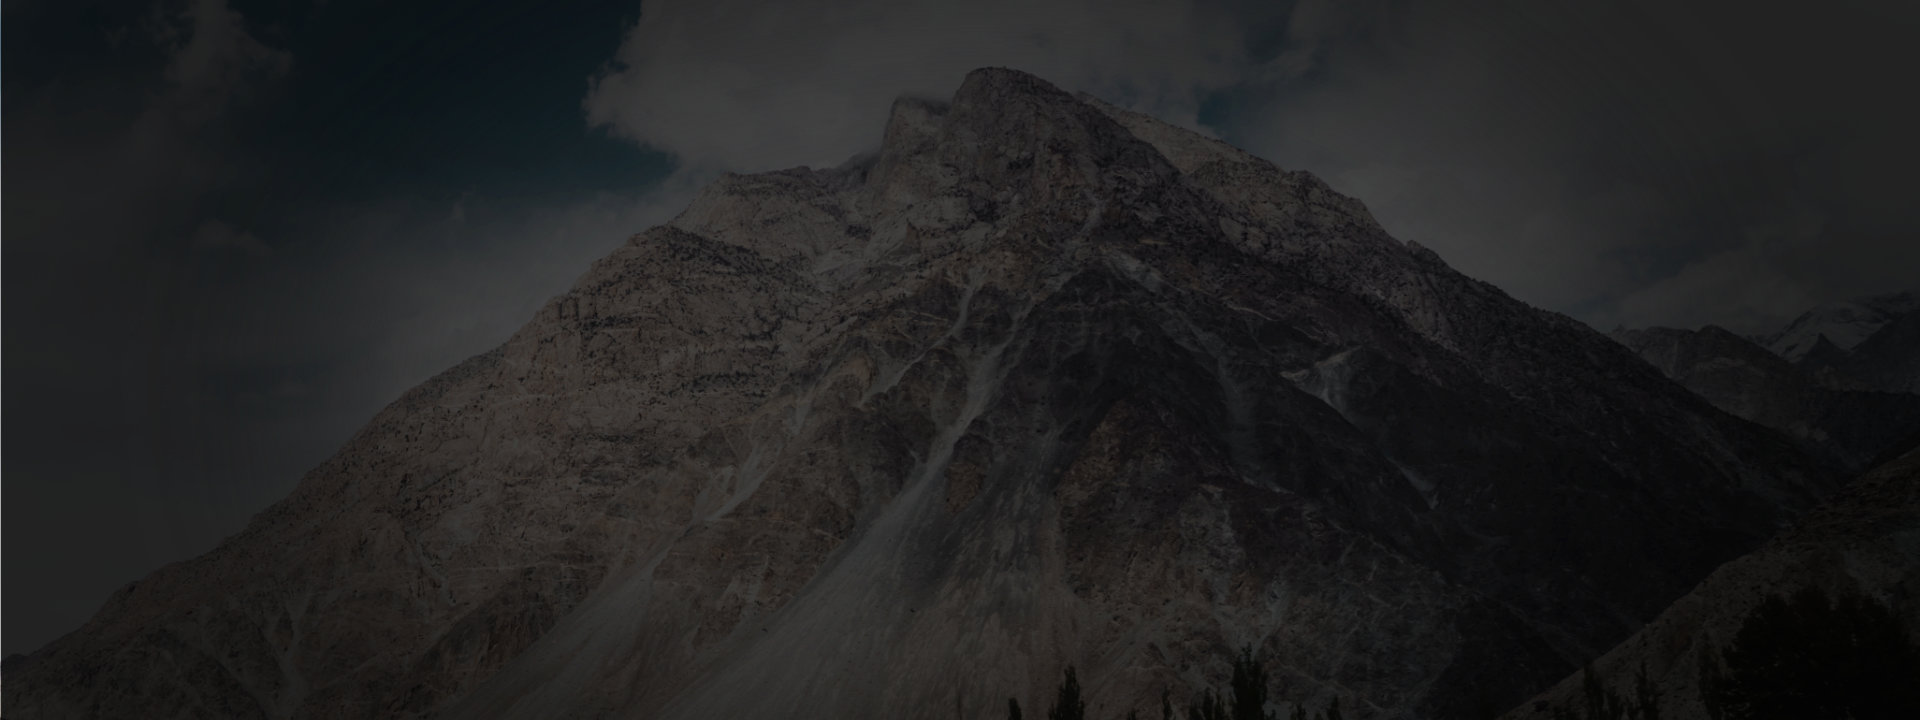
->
[2,69,1832,720]
[1501,443,1920,720]
[1611,325,1920,470]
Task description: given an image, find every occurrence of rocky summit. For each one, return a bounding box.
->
[1,69,1835,720]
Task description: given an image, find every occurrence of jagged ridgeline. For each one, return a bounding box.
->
[2,68,1834,719]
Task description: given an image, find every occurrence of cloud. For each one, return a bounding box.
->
[583,0,1264,174]
[1218,0,1920,332]
[8,0,291,262]
[3,0,296,657]
[151,0,292,124]
[189,217,271,256]
[1602,214,1920,333]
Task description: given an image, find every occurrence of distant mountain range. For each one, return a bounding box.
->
[1613,291,1920,470]
[1755,292,1918,363]
[1540,294,1920,720]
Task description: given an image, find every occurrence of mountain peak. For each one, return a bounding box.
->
[1764,290,1920,360]
[3,68,1835,720]
[954,66,1077,106]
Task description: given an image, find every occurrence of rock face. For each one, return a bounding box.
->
[1611,325,1920,470]
[1502,445,1920,720]
[2,69,1833,720]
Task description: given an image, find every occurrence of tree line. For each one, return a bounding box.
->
[1006,584,1920,720]
[1551,585,1918,720]
[1006,646,1347,720]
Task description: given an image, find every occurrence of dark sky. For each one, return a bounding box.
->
[3,0,1916,657]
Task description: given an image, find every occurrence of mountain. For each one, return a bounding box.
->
[1502,444,1920,720]
[1611,291,1920,469]
[1,68,1833,720]
[1782,292,1920,397]
[1811,307,1920,395]
[1759,292,1917,363]
[1611,325,1920,470]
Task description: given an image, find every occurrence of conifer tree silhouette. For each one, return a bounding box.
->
[1048,667,1086,720]
[1229,645,1276,720]
[1702,586,1920,720]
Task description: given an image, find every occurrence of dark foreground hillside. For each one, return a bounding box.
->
[1506,444,1920,720]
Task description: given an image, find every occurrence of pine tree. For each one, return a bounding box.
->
[1704,586,1920,720]
[1048,666,1086,720]
[1230,646,1270,720]
[1193,690,1227,720]
[1472,684,1498,720]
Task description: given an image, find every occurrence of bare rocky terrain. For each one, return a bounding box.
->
[2,69,1842,720]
